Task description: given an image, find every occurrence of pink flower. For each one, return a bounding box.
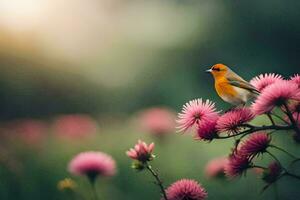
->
[7,119,47,145]
[126,140,155,162]
[250,73,283,92]
[290,74,300,88]
[216,108,254,134]
[252,81,300,115]
[53,114,98,139]
[205,157,228,178]
[225,153,251,178]
[239,132,271,157]
[195,120,218,141]
[262,162,282,183]
[139,107,175,136]
[68,151,116,181]
[177,99,219,132]
[165,179,207,200]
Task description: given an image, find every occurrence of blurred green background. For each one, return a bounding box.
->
[0,0,299,199]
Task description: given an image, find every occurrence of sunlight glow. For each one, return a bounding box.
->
[0,0,47,31]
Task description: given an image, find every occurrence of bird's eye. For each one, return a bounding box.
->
[212,67,220,71]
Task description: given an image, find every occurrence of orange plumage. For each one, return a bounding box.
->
[206,64,259,106]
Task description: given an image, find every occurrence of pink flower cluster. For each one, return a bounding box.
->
[225,132,271,178]
[177,98,219,140]
[177,74,300,139]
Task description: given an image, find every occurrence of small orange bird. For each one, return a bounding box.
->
[206,63,259,106]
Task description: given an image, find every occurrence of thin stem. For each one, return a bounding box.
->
[271,112,289,124]
[266,151,282,167]
[270,145,298,159]
[267,113,276,126]
[216,124,292,139]
[146,164,168,200]
[251,165,267,170]
[90,181,99,200]
[284,172,300,180]
[283,103,300,135]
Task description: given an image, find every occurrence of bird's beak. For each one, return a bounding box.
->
[205,69,212,73]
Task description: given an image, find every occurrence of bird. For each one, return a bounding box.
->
[206,63,259,107]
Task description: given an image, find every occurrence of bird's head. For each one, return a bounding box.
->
[206,63,229,79]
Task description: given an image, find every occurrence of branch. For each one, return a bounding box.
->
[146,164,168,200]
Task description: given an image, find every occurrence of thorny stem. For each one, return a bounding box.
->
[146,164,168,200]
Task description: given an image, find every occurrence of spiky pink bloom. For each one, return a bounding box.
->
[126,140,155,162]
[216,108,254,134]
[250,73,283,92]
[239,132,271,157]
[68,151,116,180]
[165,179,207,200]
[224,153,251,178]
[290,74,300,88]
[262,162,282,183]
[177,99,219,132]
[139,108,175,136]
[252,81,300,115]
[195,120,218,141]
[205,157,228,178]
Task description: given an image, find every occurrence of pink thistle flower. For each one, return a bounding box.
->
[177,99,219,132]
[205,157,228,178]
[139,107,175,136]
[195,120,218,141]
[252,81,300,115]
[290,74,300,88]
[216,108,254,134]
[165,179,208,200]
[224,153,251,178]
[126,140,155,162]
[53,114,98,139]
[262,162,282,183]
[250,73,283,92]
[68,151,116,181]
[239,132,271,157]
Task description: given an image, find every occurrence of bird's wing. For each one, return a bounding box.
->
[227,74,260,95]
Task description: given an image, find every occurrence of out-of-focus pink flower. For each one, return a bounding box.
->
[290,74,300,88]
[252,81,300,115]
[165,179,207,200]
[177,99,219,132]
[53,114,98,139]
[262,162,282,183]
[205,157,228,178]
[225,153,250,178]
[216,108,254,134]
[68,151,116,181]
[7,119,47,145]
[139,108,175,136]
[195,120,218,141]
[126,140,155,162]
[239,132,271,157]
[250,73,283,92]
